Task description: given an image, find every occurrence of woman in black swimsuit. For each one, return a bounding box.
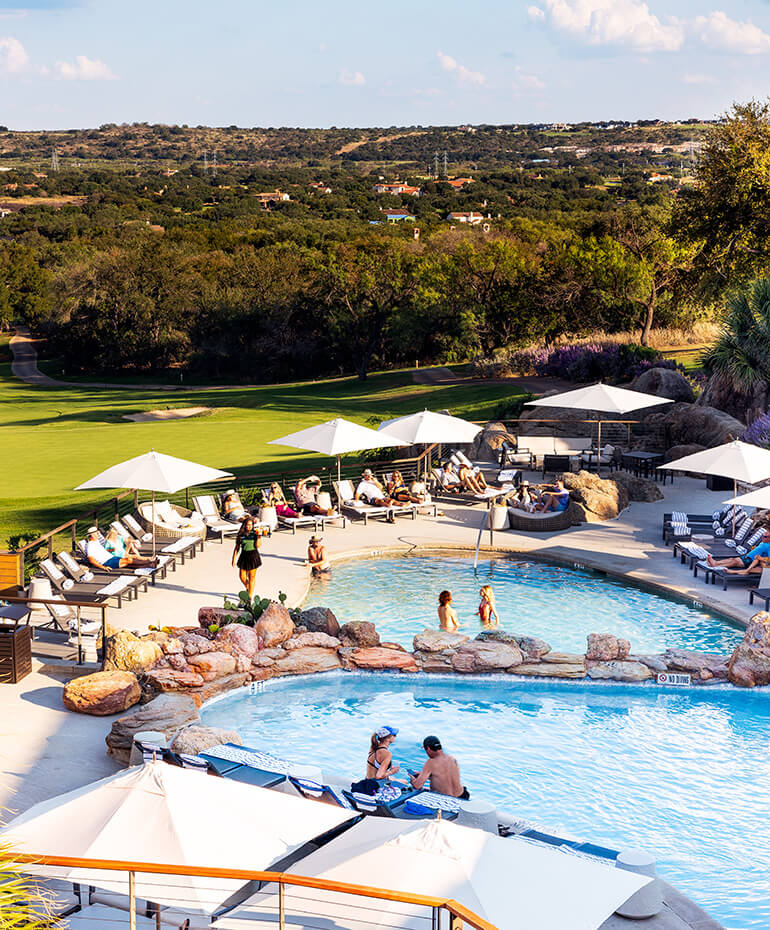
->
[232,515,262,598]
[365,726,401,780]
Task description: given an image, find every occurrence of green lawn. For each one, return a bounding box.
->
[660,345,710,373]
[0,364,522,545]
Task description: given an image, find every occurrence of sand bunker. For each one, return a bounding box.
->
[123,406,213,422]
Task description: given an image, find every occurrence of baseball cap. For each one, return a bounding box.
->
[423,735,442,751]
[375,725,399,739]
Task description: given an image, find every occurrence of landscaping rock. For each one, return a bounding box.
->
[512,662,586,678]
[475,630,550,658]
[697,373,770,425]
[632,367,695,404]
[63,670,141,716]
[414,652,454,673]
[187,651,237,680]
[728,614,770,687]
[214,624,260,658]
[339,621,380,648]
[251,653,276,668]
[180,633,215,657]
[346,647,418,672]
[284,632,341,650]
[413,630,468,652]
[103,631,163,674]
[194,672,250,702]
[273,646,342,676]
[167,654,188,671]
[561,471,629,522]
[632,654,668,673]
[171,725,241,755]
[160,637,184,656]
[147,668,205,691]
[106,693,200,762]
[644,403,744,451]
[451,641,523,673]
[299,607,341,637]
[608,471,664,503]
[665,648,730,681]
[542,652,585,664]
[663,443,706,463]
[470,421,517,463]
[586,633,631,662]
[198,606,251,628]
[255,601,294,647]
[586,660,652,682]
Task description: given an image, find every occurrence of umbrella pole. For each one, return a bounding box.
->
[152,489,156,558]
[129,870,136,930]
[597,415,602,476]
[733,478,737,535]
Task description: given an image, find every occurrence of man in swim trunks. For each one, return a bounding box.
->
[707,529,770,572]
[409,736,469,799]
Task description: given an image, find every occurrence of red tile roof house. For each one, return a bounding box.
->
[447,211,484,225]
[373,182,421,195]
[446,177,474,189]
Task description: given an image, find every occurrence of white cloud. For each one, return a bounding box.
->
[437,50,485,85]
[693,11,770,55]
[513,65,546,91]
[55,54,116,81]
[529,0,684,52]
[338,68,365,86]
[0,36,28,74]
[683,72,717,85]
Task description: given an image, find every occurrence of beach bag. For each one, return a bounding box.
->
[350,778,380,797]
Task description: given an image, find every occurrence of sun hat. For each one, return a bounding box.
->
[309,535,323,544]
[225,488,236,495]
[375,726,398,739]
[87,525,98,534]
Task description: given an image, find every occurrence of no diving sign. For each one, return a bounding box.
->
[657,672,692,686]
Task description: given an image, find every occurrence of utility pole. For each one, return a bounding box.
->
[434,151,439,180]
[203,151,208,174]
[443,150,448,178]
[51,148,60,173]
[211,151,217,178]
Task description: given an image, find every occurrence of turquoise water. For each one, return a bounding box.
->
[203,673,770,929]
[307,555,743,654]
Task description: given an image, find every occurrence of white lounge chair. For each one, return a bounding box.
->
[333,479,415,525]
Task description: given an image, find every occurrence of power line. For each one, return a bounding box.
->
[51,148,60,173]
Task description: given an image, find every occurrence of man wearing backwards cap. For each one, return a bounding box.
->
[409,735,469,799]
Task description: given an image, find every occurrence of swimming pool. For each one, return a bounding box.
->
[307,555,743,654]
[202,673,770,929]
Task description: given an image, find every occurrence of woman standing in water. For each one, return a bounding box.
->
[477,585,499,628]
[437,590,459,631]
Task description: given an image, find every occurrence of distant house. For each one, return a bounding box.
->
[446,177,473,189]
[310,181,332,193]
[256,190,291,205]
[382,208,416,222]
[648,173,675,183]
[447,211,484,225]
[0,208,10,218]
[373,182,421,196]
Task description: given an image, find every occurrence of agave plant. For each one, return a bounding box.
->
[705,278,770,390]
[0,836,62,929]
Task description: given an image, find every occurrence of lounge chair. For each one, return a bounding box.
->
[333,479,415,524]
[42,594,102,642]
[580,443,616,470]
[192,494,243,542]
[289,776,354,809]
[381,473,437,517]
[74,540,171,586]
[38,557,140,608]
[498,439,532,469]
[111,520,201,564]
[260,487,332,534]
[749,568,770,611]
[430,468,512,506]
[695,559,764,590]
[138,499,207,542]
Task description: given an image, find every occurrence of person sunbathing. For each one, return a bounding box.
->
[295,477,334,516]
[85,527,157,571]
[537,480,570,512]
[387,469,424,503]
[267,482,300,519]
[458,462,495,494]
[708,531,770,572]
[222,490,248,523]
[104,525,141,559]
[440,462,463,492]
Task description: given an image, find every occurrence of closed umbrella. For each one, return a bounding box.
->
[268,417,406,486]
[219,817,649,930]
[377,409,482,480]
[2,761,356,918]
[75,450,233,555]
[526,383,673,473]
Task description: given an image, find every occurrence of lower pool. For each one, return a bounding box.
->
[307,555,743,654]
[202,673,770,929]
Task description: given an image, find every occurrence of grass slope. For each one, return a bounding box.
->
[0,365,520,544]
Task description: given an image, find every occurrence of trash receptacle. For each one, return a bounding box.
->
[0,622,32,683]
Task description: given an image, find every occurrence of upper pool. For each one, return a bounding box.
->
[307,554,743,654]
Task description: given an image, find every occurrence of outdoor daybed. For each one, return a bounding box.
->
[507,507,573,532]
[137,500,208,541]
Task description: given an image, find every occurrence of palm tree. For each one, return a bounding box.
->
[0,835,62,929]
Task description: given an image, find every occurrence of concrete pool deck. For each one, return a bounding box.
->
[0,473,758,819]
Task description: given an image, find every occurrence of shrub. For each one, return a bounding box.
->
[742,413,770,449]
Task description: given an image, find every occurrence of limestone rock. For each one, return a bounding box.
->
[346,647,418,672]
[542,652,585,664]
[106,693,200,762]
[187,651,237,681]
[284,632,341,650]
[608,471,664,503]
[299,606,341,637]
[194,672,250,702]
[512,662,586,678]
[104,631,163,674]
[251,653,276,668]
[255,601,295,647]
[586,660,652,682]
[665,648,730,682]
[214,624,260,658]
[273,646,342,676]
[644,403,744,451]
[63,671,141,716]
[171,725,242,755]
[339,620,380,648]
[198,606,251,628]
[413,630,468,653]
[631,654,668,673]
[631,367,695,404]
[180,633,215,657]
[451,641,523,673]
[727,614,770,687]
[414,652,454,673]
[586,633,631,662]
[147,668,205,692]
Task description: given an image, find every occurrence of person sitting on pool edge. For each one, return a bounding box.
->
[366,726,401,781]
[707,529,770,573]
[409,736,469,800]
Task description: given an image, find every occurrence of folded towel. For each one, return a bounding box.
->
[672,511,687,523]
[737,546,748,556]
[141,532,152,542]
[97,576,133,596]
[725,539,737,548]
[714,528,725,537]
[62,578,75,590]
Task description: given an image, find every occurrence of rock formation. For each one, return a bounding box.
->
[728,612,770,687]
[254,601,294,647]
[631,367,695,403]
[63,670,141,716]
[106,693,200,763]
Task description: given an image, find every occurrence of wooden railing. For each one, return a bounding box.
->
[2,594,109,665]
[16,854,497,930]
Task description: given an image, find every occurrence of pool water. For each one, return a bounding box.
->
[202,673,770,929]
[307,555,743,654]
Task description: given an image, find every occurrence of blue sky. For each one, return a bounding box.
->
[1,0,769,129]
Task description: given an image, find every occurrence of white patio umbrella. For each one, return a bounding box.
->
[268,417,406,486]
[219,817,649,930]
[75,450,233,555]
[2,761,356,918]
[377,409,482,480]
[726,485,770,509]
[526,383,673,473]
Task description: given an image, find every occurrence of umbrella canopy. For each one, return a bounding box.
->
[221,817,649,930]
[75,450,232,494]
[525,383,673,416]
[726,486,770,508]
[663,440,770,484]
[377,409,482,445]
[2,761,356,914]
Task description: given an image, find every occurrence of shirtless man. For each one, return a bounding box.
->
[409,736,469,799]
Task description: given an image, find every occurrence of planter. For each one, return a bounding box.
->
[0,622,32,683]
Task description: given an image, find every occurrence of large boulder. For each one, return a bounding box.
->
[561,471,629,524]
[727,613,770,687]
[339,621,380,648]
[103,631,163,674]
[586,660,652,682]
[63,670,141,716]
[451,641,523,673]
[663,443,706,463]
[665,648,730,682]
[643,403,745,450]
[106,693,200,763]
[413,630,469,652]
[470,421,516,463]
[344,647,418,672]
[255,602,294,648]
[299,607,341,637]
[608,471,664,503]
[214,624,260,658]
[697,373,770,425]
[180,632,215,657]
[273,646,342,676]
[171,725,242,755]
[187,651,237,681]
[586,633,631,662]
[632,367,695,403]
[284,632,341,650]
[147,667,207,692]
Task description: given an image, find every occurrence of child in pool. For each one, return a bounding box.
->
[477,585,499,628]
[437,590,459,632]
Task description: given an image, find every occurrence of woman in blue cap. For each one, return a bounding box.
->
[365,726,401,781]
